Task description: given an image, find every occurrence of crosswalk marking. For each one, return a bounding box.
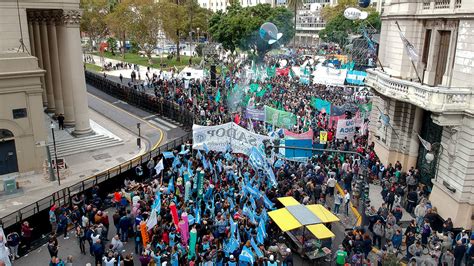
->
[148,119,173,131]
[152,116,178,129]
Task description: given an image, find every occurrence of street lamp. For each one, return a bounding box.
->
[425,142,443,182]
[137,122,141,149]
[50,122,60,186]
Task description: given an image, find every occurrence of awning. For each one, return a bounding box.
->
[306,204,340,223]
[268,208,302,232]
[286,204,321,225]
[277,196,300,207]
[306,224,335,239]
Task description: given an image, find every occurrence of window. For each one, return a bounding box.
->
[422,29,432,66]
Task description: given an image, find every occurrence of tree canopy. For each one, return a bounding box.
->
[80,0,109,50]
[319,0,381,46]
[209,4,294,59]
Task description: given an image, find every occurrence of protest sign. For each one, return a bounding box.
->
[192,122,270,154]
[336,119,355,140]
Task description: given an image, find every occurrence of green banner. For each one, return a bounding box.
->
[197,170,204,199]
[264,105,296,129]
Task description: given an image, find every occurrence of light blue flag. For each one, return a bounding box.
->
[256,219,266,244]
[168,177,175,194]
[203,143,210,154]
[152,191,162,214]
[172,156,181,169]
[262,194,274,209]
[251,237,264,258]
[196,150,202,160]
[239,246,255,264]
[248,147,265,170]
[163,151,175,159]
[195,201,201,224]
[202,156,209,170]
[216,159,222,173]
[274,159,284,168]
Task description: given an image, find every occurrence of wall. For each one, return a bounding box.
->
[451,19,474,87]
[0,53,46,174]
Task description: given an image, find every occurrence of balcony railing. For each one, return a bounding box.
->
[366,69,473,113]
[419,0,462,12]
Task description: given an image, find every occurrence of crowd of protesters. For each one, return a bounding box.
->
[0,52,472,266]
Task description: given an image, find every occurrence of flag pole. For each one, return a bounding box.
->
[395,21,422,84]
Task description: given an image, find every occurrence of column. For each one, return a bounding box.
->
[58,10,92,136]
[32,13,47,107]
[27,19,35,56]
[39,14,56,113]
[56,22,75,126]
[47,11,64,115]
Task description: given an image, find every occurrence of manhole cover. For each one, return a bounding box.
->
[92,153,112,160]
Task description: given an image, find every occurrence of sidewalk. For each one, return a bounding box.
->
[0,108,149,218]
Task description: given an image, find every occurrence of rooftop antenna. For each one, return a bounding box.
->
[16,0,30,54]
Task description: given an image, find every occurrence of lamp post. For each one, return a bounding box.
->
[137,122,141,149]
[424,142,443,182]
[50,122,60,186]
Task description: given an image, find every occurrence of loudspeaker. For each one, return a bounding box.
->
[210,65,216,87]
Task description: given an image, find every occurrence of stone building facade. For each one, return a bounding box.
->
[0,0,91,175]
[366,0,474,228]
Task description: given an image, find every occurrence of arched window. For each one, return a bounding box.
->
[0,129,14,139]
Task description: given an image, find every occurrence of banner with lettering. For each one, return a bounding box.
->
[192,122,271,154]
[336,119,356,140]
[264,105,297,129]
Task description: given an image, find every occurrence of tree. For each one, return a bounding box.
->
[158,0,210,62]
[126,0,162,64]
[105,0,132,58]
[286,0,303,48]
[80,0,109,51]
[209,4,294,60]
[318,0,380,46]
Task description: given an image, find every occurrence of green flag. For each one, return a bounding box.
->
[242,94,251,107]
[266,65,276,78]
[267,84,273,91]
[256,88,266,97]
[358,102,373,113]
[264,105,296,129]
[215,89,221,103]
[249,83,259,93]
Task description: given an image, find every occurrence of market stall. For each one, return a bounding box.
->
[268,197,339,261]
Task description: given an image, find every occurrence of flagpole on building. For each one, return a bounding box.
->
[395,21,423,84]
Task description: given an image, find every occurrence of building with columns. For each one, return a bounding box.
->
[366,0,474,228]
[0,0,91,175]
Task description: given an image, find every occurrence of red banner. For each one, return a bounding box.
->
[170,202,180,232]
[276,67,290,76]
[284,129,313,140]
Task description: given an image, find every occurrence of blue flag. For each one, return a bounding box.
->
[251,237,264,258]
[196,150,202,160]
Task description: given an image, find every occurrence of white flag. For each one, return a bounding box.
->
[417,134,432,151]
[146,209,157,230]
[396,22,419,62]
[154,159,164,175]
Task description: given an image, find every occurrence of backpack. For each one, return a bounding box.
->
[422,224,431,235]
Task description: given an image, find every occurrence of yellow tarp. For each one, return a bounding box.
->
[306,204,340,223]
[277,196,300,207]
[307,224,335,239]
[268,208,302,232]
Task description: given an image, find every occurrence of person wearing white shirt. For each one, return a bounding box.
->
[326,176,337,196]
[343,190,351,216]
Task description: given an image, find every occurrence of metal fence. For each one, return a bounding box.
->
[85,71,194,130]
[0,73,195,231]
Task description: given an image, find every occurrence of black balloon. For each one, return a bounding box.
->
[359,0,371,8]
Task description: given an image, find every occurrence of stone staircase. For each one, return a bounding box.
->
[48,134,124,158]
